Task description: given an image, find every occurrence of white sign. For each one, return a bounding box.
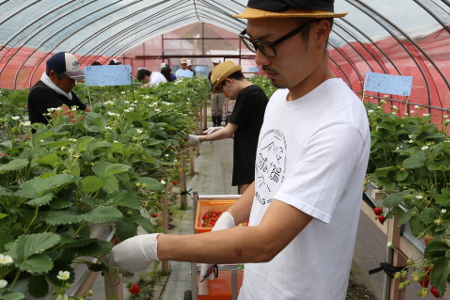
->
[84,65,132,86]
[364,72,413,96]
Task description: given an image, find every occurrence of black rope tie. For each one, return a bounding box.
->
[368,262,405,278]
[180,188,192,195]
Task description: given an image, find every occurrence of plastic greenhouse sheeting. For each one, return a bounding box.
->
[0,0,449,111]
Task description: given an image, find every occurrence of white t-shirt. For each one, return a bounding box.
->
[238,78,371,300]
[150,72,167,86]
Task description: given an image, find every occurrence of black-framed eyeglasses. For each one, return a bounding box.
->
[218,80,226,93]
[238,19,317,58]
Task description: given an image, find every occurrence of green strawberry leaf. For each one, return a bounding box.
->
[421,208,439,224]
[19,174,74,198]
[0,292,26,300]
[10,233,60,261]
[102,175,119,193]
[424,242,448,259]
[104,163,131,175]
[132,215,154,233]
[430,257,450,296]
[65,237,96,248]
[27,275,49,298]
[0,159,29,174]
[19,254,53,274]
[137,177,164,190]
[382,191,409,208]
[75,239,112,257]
[27,193,54,207]
[397,207,419,227]
[115,221,138,241]
[82,206,122,223]
[79,176,104,193]
[40,211,82,225]
[106,190,141,209]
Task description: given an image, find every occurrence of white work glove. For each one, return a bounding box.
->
[211,211,235,231]
[199,212,235,293]
[203,126,223,135]
[188,134,200,147]
[109,233,160,273]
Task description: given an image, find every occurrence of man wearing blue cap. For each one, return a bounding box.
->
[110,1,370,299]
[28,52,91,128]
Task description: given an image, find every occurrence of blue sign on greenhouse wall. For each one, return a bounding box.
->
[84,65,133,86]
[364,72,413,96]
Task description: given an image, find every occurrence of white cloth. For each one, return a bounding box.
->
[175,69,193,79]
[239,79,371,300]
[40,73,73,100]
[188,135,200,147]
[150,72,167,86]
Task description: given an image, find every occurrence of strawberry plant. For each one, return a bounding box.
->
[0,77,209,299]
[365,100,450,297]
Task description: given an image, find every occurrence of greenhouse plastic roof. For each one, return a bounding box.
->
[1,0,449,108]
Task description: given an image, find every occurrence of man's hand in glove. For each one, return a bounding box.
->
[109,233,160,273]
[203,126,223,135]
[188,134,200,147]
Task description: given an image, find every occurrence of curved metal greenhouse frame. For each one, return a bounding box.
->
[0,0,448,111]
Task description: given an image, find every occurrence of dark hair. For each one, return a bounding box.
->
[137,69,151,81]
[227,71,245,81]
[160,68,173,82]
[295,18,333,54]
[91,61,102,66]
[45,67,67,79]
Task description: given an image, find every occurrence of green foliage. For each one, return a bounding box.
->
[0,77,209,298]
[248,75,277,98]
[365,100,450,296]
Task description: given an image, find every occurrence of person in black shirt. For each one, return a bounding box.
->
[189,61,269,194]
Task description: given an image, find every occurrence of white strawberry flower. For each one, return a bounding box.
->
[0,254,13,265]
[0,279,7,289]
[57,270,70,281]
[11,116,20,120]
[56,294,68,300]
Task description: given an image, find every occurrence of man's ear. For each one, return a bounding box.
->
[314,19,331,47]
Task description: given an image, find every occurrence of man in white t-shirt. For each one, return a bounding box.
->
[111,1,370,299]
[136,68,167,87]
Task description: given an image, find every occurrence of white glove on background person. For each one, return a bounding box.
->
[199,211,235,292]
[110,233,160,273]
[188,134,200,147]
[203,126,223,135]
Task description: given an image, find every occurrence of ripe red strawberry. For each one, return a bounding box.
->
[420,267,431,288]
[378,215,385,224]
[373,207,382,216]
[151,213,158,218]
[424,234,433,246]
[128,283,140,295]
[172,180,178,185]
[430,286,440,298]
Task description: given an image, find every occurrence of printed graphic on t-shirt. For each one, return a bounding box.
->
[255,129,287,205]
